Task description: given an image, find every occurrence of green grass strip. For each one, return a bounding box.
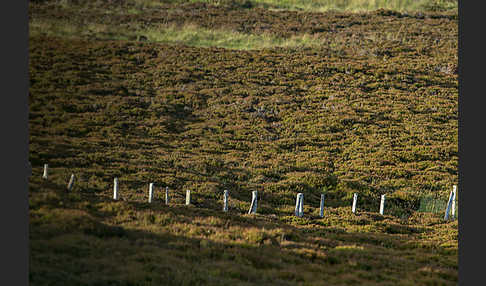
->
[29,20,331,50]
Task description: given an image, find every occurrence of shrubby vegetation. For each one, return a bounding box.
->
[29,0,457,284]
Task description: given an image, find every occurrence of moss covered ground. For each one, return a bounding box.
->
[29,1,457,285]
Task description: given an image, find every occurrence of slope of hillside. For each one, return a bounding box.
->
[28,1,458,285]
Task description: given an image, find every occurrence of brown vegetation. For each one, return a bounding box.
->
[28,1,457,284]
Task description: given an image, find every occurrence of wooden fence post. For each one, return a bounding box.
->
[444,188,454,221]
[295,193,301,216]
[186,190,191,205]
[451,185,457,220]
[148,183,154,203]
[352,193,358,214]
[380,194,386,215]
[223,190,228,212]
[66,174,75,191]
[42,164,48,179]
[248,191,257,214]
[319,194,325,218]
[113,178,119,200]
[295,193,303,217]
[298,193,304,217]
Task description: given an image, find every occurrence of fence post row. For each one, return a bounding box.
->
[113,178,119,200]
[40,166,458,221]
[42,164,48,179]
[248,191,257,214]
[380,194,386,215]
[67,174,75,192]
[319,194,325,218]
[148,183,154,203]
[352,193,358,214]
[223,190,228,212]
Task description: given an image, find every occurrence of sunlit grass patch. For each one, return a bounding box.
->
[166,0,457,12]
[334,244,365,251]
[30,19,331,50]
[34,0,458,13]
[248,0,457,12]
[144,24,329,50]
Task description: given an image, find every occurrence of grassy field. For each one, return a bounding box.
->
[28,0,458,285]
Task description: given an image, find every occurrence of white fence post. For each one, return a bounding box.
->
[148,183,154,203]
[295,193,301,216]
[444,188,454,221]
[380,194,386,215]
[113,178,119,200]
[352,193,358,214]
[42,164,48,179]
[319,194,325,218]
[67,174,75,191]
[165,186,169,205]
[248,191,258,214]
[298,193,304,217]
[223,190,229,212]
[451,185,457,220]
[186,190,191,205]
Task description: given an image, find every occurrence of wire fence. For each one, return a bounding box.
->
[418,195,458,218]
[33,163,458,220]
